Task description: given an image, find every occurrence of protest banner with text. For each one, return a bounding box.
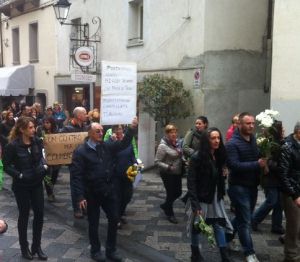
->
[101,61,137,125]
[43,132,88,165]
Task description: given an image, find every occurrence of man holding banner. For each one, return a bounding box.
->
[70,117,138,262]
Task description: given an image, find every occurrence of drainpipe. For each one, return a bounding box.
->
[263,0,273,93]
[0,14,3,67]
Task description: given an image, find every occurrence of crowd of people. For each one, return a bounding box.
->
[0,100,139,262]
[0,100,300,262]
[155,113,300,262]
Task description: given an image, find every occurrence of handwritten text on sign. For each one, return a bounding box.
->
[101,96,136,125]
[43,132,88,165]
[101,61,137,125]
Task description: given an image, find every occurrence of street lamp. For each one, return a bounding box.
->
[53,0,89,39]
[53,0,101,72]
[53,0,71,25]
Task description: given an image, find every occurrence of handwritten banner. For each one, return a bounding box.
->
[101,61,137,125]
[43,132,88,165]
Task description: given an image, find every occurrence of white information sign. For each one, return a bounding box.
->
[71,73,96,83]
[101,61,137,125]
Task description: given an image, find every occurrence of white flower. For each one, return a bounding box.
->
[256,109,279,128]
[257,137,266,145]
[265,109,279,117]
[256,112,266,122]
[261,115,273,127]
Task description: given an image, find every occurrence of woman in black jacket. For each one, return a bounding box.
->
[188,127,233,262]
[3,117,48,260]
[252,120,285,234]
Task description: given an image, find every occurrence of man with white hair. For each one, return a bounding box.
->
[70,118,138,262]
[61,106,88,218]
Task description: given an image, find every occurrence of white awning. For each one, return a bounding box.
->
[0,64,34,96]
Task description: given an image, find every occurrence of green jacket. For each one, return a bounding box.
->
[104,128,139,158]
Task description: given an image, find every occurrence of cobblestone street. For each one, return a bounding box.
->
[0,167,285,261]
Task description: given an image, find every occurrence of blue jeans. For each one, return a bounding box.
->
[191,223,227,248]
[252,187,283,230]
[228,185,258,256]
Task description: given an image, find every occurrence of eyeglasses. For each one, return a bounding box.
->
[94,129,102,133]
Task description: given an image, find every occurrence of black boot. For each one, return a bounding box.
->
[21,246,33,260]
[219,247,231,262]
[31,246,48,260]
[191,245,204,262]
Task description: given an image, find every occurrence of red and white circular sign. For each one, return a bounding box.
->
[74,47,94,67]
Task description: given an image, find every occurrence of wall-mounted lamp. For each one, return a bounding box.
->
[53,0,101,73]
[53,0,89,38]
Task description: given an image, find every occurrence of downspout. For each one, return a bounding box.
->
[263,0,274,93]
[0,14,3,67]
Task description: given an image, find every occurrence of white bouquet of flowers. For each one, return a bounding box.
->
[256,109,279,128]
[256,109,280,158]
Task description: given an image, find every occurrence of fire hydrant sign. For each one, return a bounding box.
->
[101,61,137,125]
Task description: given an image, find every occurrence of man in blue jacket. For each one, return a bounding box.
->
[226,112,266,262]
[70,118,138,262]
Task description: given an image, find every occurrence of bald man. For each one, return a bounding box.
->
[70,118,138,262]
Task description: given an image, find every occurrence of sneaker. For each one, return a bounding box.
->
[246,254,260,262]
[227,239,241,252]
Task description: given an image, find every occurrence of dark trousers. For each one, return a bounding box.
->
[282,194,300,261]
[13,183,44,249]
[86,189,120,255]
[44,166,60,196]
[119,176,133,217]
[69,166,79,212]
[160,173,182,216]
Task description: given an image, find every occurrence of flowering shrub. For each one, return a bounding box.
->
[256,109,280,158]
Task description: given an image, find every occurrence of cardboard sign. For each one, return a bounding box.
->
[101,61,137,125]
[43,132,88,165]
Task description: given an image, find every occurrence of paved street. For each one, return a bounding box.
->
[0,167,285,261]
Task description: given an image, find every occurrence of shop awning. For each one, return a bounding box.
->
[0,64,34,96]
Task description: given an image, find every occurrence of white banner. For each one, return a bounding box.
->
[101,61,137,125]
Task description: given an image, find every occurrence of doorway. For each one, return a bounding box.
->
[61,85,90,114]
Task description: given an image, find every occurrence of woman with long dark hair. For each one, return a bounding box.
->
[252,120,285,234]
[3,117,48,260]
[188,127,233,262]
